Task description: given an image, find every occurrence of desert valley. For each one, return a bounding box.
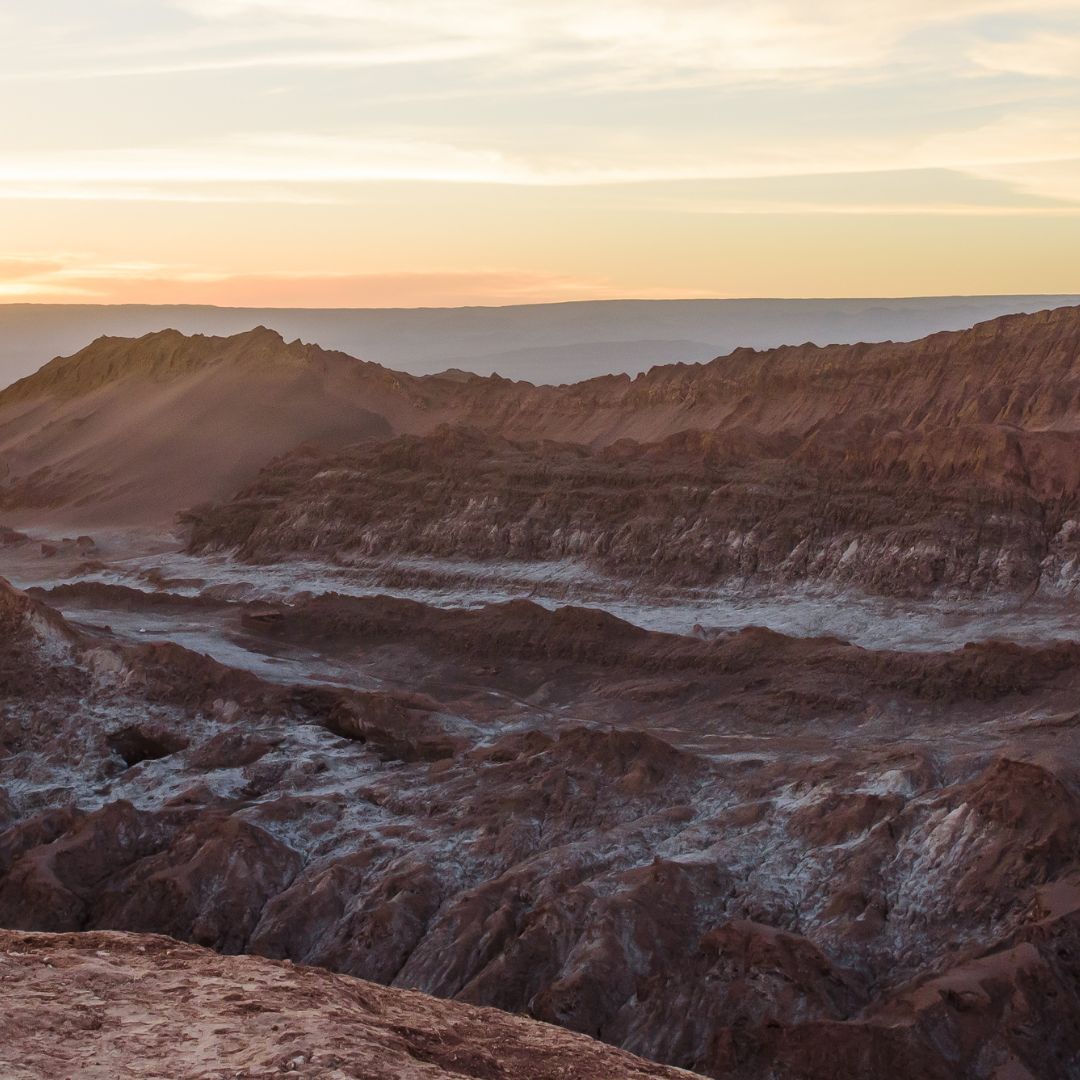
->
[7,0,1080,1072]
[4,306,1080,1077]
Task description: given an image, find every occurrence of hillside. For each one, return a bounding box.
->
[0,328,410,523]
[183,307,1080,597]
[4,306,1080,542]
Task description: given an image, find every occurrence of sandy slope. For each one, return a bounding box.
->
[0,329,407,525]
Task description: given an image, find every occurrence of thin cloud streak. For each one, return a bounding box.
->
[970,31,1080,78]
[0,43,497,83]
[0,261,645,306]
[206,1,1080,91]
[0,185,343,205]
[11,1,1079,90]
[1,117,1078,204]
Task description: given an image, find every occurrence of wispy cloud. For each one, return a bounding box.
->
[9,1,1079,89]
[0,257,67,280]
[0,43,496,83]
[970,30,1080,78]
[1,119,1078,209]
[167,1,1080,89]
[0,256,637,306]
[0,184,342,205]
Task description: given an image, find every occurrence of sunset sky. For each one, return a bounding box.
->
[3,0,1079,306]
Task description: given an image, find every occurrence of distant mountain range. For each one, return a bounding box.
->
[1,295,1078,390]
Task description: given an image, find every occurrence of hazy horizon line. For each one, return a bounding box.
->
[2,292,1079,313]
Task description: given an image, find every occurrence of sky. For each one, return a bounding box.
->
[1,0,1079,306]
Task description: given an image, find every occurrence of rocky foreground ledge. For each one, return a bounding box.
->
[0,929,696,1080]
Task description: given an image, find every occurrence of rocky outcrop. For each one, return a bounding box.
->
[169,306,1080,598]
[183,418,1080,598]
[234,591,1080,706]
[0,929,696,1079]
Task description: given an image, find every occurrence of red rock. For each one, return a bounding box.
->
[0,929,695,1079]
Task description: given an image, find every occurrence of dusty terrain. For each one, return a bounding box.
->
[6,307,1080,1078]
[0,929,694,1079]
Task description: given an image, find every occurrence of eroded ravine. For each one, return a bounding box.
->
[5,560,1080,1077]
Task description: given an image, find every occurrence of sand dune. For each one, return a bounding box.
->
[0,328,397,524]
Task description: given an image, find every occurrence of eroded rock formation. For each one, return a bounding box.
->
[182,421,1080,597]
[7,306,1080,1076]
[4,576,1080,1077]
[170,305,1080,598]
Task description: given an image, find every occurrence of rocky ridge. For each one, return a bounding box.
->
[4,306,1080,548]
[169,307,1080,599]
[0,329,401,522]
